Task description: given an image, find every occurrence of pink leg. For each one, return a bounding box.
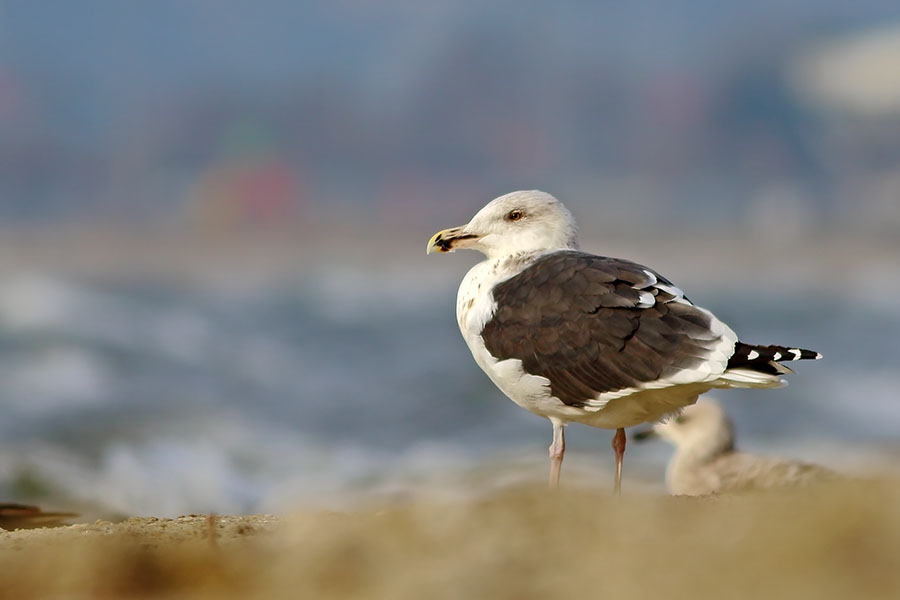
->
[612,427,626,495]
[548,419,566,488]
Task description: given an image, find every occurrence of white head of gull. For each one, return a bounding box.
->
[427,190,578,260]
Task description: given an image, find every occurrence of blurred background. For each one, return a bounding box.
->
[0,1,898,517]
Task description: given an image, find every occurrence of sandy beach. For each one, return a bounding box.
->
[1,479,898,599]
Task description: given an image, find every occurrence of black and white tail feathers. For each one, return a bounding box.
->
[727,342,822,375]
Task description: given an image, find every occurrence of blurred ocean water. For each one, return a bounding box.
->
[0,251,898,517]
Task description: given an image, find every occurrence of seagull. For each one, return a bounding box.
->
[633,397,835,495]
[426,190,821,493]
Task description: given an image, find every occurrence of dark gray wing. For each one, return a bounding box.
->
[480,250,732,407]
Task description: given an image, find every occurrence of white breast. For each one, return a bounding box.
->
[456,260,498,339]
[455,260,588,423]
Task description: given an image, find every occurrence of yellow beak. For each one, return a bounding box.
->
[426,226,477,254]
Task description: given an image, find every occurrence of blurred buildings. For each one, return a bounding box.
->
[0,1,899,232]
[791,24,900,230]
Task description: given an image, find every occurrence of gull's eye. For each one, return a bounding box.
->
[675,415,687,425]
[506,210,524,222]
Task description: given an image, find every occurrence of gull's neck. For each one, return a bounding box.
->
[665,436,734,494]
[495,249,550,271]
[669,430,736,469]
[481,238,577,262]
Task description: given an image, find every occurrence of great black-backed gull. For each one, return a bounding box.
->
[426,190,821,493]
[633,397,835,495]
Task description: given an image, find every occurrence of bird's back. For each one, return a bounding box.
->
[669,450,835,495]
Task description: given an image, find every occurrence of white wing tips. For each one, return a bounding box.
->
[784,347,823,361]
[728,343,822,375]
[636,290,656,308]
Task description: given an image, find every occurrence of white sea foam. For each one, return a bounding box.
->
[3,348,111,412]
[0,269,897,514]
[0,275,78,330]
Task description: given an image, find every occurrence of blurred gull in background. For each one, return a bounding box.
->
[634,397,835,496]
